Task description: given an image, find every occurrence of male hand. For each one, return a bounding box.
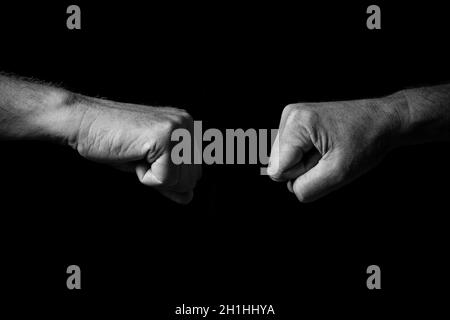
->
[68,96,201,204]
[267,94,407,202]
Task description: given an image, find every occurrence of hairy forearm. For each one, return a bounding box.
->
[2,73,450,150]
[395,84,450,145]
[0,74,199,204]
[0,74,80,143]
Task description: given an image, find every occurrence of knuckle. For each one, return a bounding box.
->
[282,103,297,117]
[161,118,182,133]
[160,118,177,133]
[178,109,192,119]
[296,108,318,126]
[284,104,319,129]
[168,112,193,129]
[285,103,299,112]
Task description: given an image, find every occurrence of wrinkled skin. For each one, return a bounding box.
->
[71,96,201,204]
[268,96,405,202]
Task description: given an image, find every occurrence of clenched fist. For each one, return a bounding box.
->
[68,96,201,204]
[2,74,449,204]
[267,94,407,202]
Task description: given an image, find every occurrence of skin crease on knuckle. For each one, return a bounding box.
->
[80,98,386,203]
[282,103,297,117]
[282,107,316,146]
[283,102,364,202]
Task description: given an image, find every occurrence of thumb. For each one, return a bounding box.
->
[267,131,311,181]
[136,151,179,187]
[292,153,343,202]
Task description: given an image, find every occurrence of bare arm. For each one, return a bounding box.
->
[0,74,79,142]
[399,84,450,144]
[268,84,450,202]
[0,74,200,204]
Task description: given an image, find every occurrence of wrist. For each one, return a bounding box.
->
[34,89,87,146]
[376,90,411,148]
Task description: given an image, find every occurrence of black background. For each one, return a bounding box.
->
[1,1,449,318]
